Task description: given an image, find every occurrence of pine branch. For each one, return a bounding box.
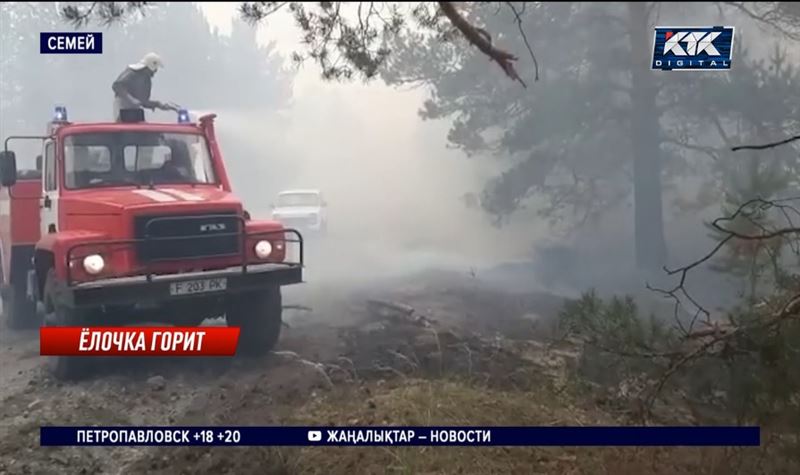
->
[437,1,527,87]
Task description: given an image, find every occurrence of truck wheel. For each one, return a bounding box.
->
[2,282,40,330]
[225,287,282,356]
[43,270,89,381]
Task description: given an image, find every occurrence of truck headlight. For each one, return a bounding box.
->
[83,254,105,275]
[254,240,273,259]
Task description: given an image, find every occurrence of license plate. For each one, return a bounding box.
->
[170,278,227,296]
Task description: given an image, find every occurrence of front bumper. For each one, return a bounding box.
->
[58,222,305,309]
[55,263,303,309]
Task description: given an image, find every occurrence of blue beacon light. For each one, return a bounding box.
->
[54,106,68,122]
[177,109,190,123]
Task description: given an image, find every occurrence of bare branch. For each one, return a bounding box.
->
[731,134,800,151]
[639,291,800,417]
[505,1,539,81]
[723,1,800,41]
[710,197,800,241]
[662,137,724,161]
[645,198,800,332]
[437,1,527,87]
[639,194,800,418]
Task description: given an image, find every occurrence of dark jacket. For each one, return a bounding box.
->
[112,67,158,109]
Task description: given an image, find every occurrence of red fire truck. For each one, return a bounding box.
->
[0,107,304,379]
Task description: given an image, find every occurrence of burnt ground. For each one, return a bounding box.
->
[0,269,789,475]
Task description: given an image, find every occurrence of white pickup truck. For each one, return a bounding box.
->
[271,189,328,234]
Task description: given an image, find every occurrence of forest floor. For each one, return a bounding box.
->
[0,267,790,474]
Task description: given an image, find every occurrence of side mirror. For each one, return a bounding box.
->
[36,155,42,171]
[0,151,18,187]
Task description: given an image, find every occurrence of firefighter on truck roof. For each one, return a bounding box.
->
[112,52,178,121]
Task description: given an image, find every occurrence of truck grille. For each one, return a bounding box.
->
[134,211,241,262]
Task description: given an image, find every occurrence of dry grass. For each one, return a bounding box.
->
[262,378,775,475]
[127,280,798,475]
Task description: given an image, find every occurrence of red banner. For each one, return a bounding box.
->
[40,327,240,356]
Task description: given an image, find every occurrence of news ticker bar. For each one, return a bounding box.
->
[41,426,760,447]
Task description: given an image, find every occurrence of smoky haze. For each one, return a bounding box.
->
[217,84,546,285]
[0,2,543,289]
[2,2,797,312]
[178,3,550,285]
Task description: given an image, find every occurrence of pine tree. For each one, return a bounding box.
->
[705,153,788,301]
[702,46,800,302]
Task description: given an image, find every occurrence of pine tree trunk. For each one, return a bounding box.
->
[627,2,667,271]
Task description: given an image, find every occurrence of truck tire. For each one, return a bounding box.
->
[2,282,40,330]
[225,286,282,356]
[43,270,89,381]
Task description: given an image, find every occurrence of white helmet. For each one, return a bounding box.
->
[129,52,163,72]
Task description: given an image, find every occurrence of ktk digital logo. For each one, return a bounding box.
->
[651,26,734,71]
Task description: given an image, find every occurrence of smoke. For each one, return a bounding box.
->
[215,81,545,285]
[192,4,548,285]
[4,2,792,309]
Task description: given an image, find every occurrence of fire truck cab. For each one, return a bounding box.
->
[0,107,304,379]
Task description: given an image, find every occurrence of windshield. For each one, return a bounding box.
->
[277,193,321,207]
[63,132,217,189]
